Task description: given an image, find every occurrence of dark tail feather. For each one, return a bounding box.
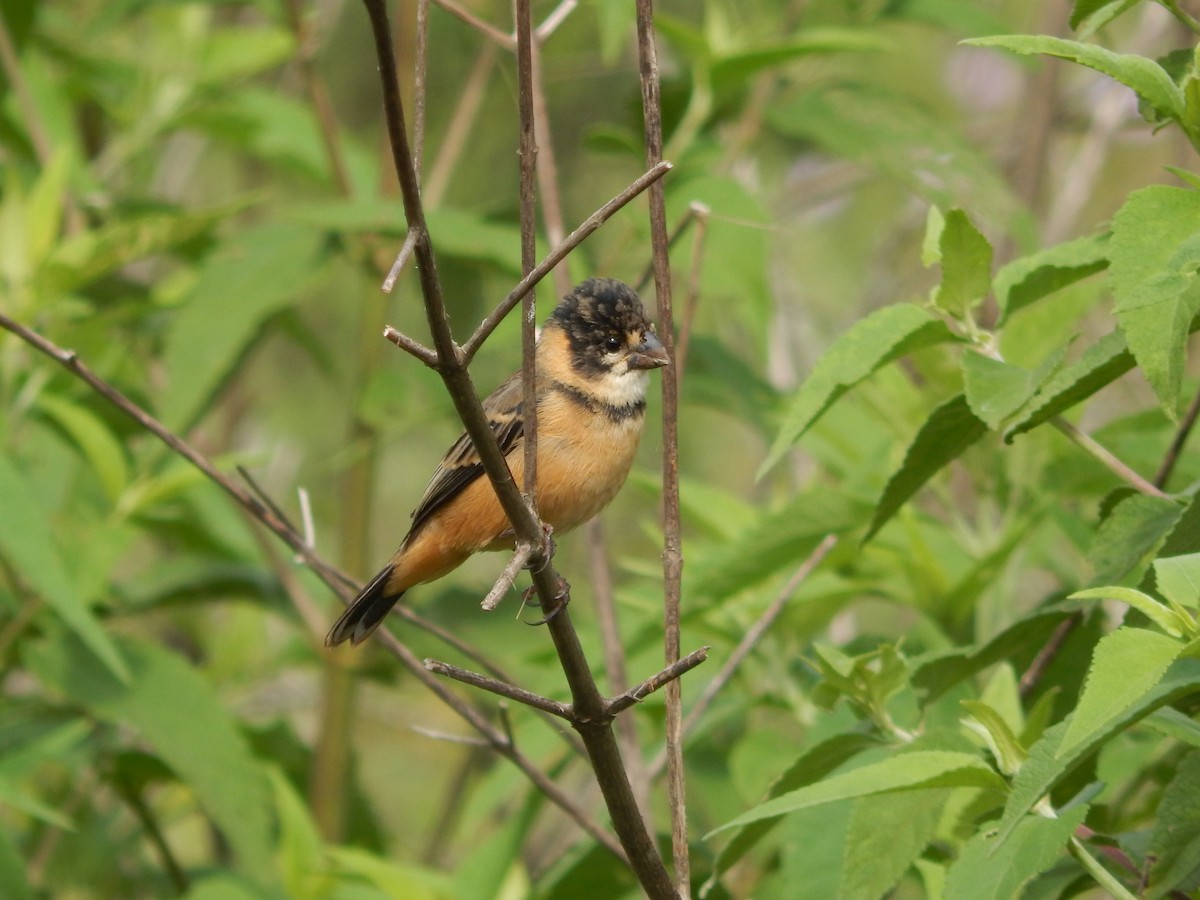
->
[325,565,405,647]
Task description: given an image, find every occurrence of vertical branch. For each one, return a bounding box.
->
[515,0,539,508]
[634,0,688,894]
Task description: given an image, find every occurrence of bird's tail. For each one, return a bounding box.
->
[325,565,405,647]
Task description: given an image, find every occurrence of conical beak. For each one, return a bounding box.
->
[627,332,670,370]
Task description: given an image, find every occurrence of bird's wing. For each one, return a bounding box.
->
[407,371,526,536]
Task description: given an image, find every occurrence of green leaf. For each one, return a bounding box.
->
[35,393,130,501]
[943,806,1087,900]
[1089,493,1184,585]
[922,205,945,266]
[961,700,1027,776]
[162,222,326,429]
[994,232,1110,323]
[24,635,277,888]
[964,36,1184,122]
[708,751,1004,835]
[1147,750,1200,898]
[912,606,1074,704]
[1109,186,1200,417]
[711,28,888,86]
[838,786,950,900]
[1058,627,1184,759]
[1069,588,1189,638]
[962,352,1033,429]
[933,209,993,317]
[706,733,881,886]
[1154,552,1200,610]
[0,455,129,682]
[201,26,294,84]
[0,771,74,828]
[329,847,453,900]
[1004,329,1134,440]
[760,304,959,477]
[866,395,989,539]
[996,657,1200,849]
[26,146,72,270]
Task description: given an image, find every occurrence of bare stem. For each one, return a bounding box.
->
[1154,381,1200,489]
[1052,418,1170,499]
[634,0,688,892]
[607,647,711,716]
[425,658,573,718]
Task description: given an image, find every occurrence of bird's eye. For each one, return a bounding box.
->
[603,336,623,352]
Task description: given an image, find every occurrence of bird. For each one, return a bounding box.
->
[325,278,670,647]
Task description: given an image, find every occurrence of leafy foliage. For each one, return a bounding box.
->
[5,0,1200,898]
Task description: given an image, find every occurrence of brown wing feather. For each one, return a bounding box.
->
[407,373,526,536]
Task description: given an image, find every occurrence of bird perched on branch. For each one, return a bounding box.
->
[325,278,669,647]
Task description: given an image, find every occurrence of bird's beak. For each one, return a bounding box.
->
[627,332,670,370]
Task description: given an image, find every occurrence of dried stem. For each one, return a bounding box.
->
[607,647,711,716]
[480,543,534,611]
[634,0,688,892]
[425,658,573,718]
[516,0,540,514]
[1154,381,1200,489]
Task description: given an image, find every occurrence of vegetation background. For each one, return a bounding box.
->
[4,0,1200,897]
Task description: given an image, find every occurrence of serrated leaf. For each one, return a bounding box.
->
[934,209,993,317]
[997,658,1200,849]
[708,751,1004,835]
[838,786,949,900]
[962,352,1032,429]
[1109,186,1200,417]
[0,456,128,682]
[922,205,945,266]
[35,393,130,501]
[1089,493,1183,585]
[1147,750,1200,898]
[24,635,277,888]
[1154,553,1200,611]
[1059,627,1184,760]
[1069,588,1188,638]
[760,304,959,477]
[866,394,989,539]
[994,232,1110,323]
[1005,329,1134,440]
[163,222,326,429]
[706,733,882,886]
[943,806,1087,900]
[964,36,1183,121]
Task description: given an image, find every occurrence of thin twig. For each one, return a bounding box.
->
[536,0,578,41]
[673,202,710,386]
[382,228,420,294]
[681,536,836,738]
[426,658,573,718]
[635,202,703,293]
[1154,381,1200,489]
[516,0,541,516]
[634,0,688,892]
[1052,418,1170,499]
[382,324,440,367]
[481,543,534,610]
[1019,613,1082,699]
[410,725,492,747]
[432,0,514,48]
[462,161,673,361]
[607,647,711,716]
[413,0,430,181]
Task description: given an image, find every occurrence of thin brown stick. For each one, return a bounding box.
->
[1019,613,1082,699]
[425,658,573,718]
[516,0,540,514]
[635,202,702,293]
[607,647,711,716]
[284,0,353,195]
[382,323,440,367]
[1154,381,1200,489]
[462,161,673,361]
[536,0,578,40]
[634,0,688,892]
[682,537,835,736]
[1052,418,1170,499]
[432,0,514,48]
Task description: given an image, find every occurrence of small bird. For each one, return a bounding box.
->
[326,278,669,646]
